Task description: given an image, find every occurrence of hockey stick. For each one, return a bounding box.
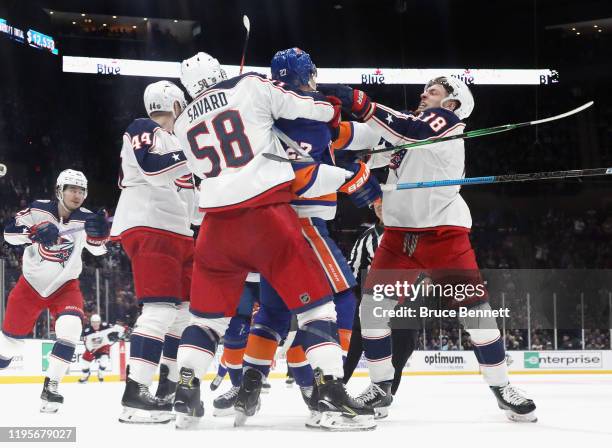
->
[239,15,250,75]
[58,216,114,237]
[381,167,612,191]
[271,126,315,162]
[357,101,594,157]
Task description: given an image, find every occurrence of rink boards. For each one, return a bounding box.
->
[1,340,611,383]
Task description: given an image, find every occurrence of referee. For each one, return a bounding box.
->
[343,221,417,395]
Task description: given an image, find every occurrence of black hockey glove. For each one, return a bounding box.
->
[84,209,110,246]
[29,221,59,246]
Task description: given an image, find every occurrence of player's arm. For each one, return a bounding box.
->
[83,209,109,256]
[319,84,463,145]
[125,119,191,186]
[3,202,58,246]
[291,162,352,199]
[260,77,335,124]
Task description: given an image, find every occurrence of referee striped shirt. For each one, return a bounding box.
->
[348,223,384,285]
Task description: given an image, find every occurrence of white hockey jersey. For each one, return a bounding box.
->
[82,323,126,352]
[173,73,334,212]
[3,201,107,297]
[111,118,197,239]
[363,104,471,230]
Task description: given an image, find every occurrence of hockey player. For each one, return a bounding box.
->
[79,314,126,383]
[111,80,196,423]
[0,169,109,412]
[171,51,375,431]
[320,76,537,422]
[211,276,259,416]
[235,48,383,428]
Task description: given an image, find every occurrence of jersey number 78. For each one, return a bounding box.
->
[186,110,254,178]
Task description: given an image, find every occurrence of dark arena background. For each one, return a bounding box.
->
[0,0,611,445]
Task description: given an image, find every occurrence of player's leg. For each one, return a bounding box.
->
[44,280,85,413]
[0,277,40,373]
[359,230,420,418]
[210,353,228,391]
[213,281,258,417]
[390,328,417,395]
[156,240,195,401]
[79,350,94,383]
[300,217,357,361]
[428,229,536,422]
[97,352,110,382]
[343,296,363,384]
[258,204,375,430]
[173,213,247,429]
[156,302,190,402]
[119,231,190,423]
[234,278,291,424]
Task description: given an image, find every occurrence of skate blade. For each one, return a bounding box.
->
[304,411,322,429]
[374,406,390,419]
[505,410,538,423]
[118,407,172,424]
[175,413,201,429]
[213,407,236,417]
[319,412,377,431]
[40,401,60,413]
[260,387,271,395]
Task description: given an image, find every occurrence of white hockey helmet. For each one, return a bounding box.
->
[180,52,227,99]
[56,169,88,203]
[90,314,101,323]
[425,75,474,119]
[143,80,187,118]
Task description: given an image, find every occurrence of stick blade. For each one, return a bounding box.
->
[242,15,250,32]
[530,101,594,125]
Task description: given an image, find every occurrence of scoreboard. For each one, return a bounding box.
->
[0,17,58,55]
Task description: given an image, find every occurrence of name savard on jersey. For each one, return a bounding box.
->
[186,92,228,123]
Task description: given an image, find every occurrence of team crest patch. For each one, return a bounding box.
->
[299,293,311,304]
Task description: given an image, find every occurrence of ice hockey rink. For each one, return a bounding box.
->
[1,373,610,447]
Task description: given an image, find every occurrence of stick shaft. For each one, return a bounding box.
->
[361,101,593,157]
[385,168,612,191]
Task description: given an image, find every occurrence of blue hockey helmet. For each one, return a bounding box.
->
[271,48,317,88]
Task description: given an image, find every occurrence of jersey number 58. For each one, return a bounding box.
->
[186,110,254,178]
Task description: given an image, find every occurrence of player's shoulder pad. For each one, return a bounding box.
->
[126,118,160,137]
[30,199,56,213]
[214,72,268,90]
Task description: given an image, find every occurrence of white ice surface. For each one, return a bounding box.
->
[1,374,611,448]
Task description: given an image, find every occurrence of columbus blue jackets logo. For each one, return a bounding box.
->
[38,237,74,265]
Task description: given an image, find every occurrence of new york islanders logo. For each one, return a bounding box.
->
[38,237,74,265]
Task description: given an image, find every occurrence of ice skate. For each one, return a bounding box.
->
[78,370,90,384]
[119,375,172,424]
[40,377,63,413]
[173,367,204,429]
[233,368,262,426]
[155,364,177,403]
[315,369,376,431]
[490,383,537,422]
[213,385,240,416]
[300,385,321,429]
[355,381,393,419]
[210,373,224,391]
